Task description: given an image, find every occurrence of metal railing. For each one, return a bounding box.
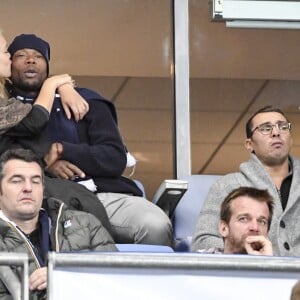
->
[0,252,28,300]
[47,252,300,300]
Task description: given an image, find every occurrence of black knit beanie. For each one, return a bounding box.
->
[8,34,50,75]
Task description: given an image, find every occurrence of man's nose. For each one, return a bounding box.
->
[249,219,259,232]
[271,125,280,136]
[22,179,32,192]
[25,55,36,64]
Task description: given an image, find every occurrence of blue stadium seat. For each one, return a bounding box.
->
[133,179,147,198]
[173,174,222,251]
[116,244,174,252]
[133,175,222,252]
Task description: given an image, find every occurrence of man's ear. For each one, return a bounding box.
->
[219,220,229,238]
[244,138,253,153]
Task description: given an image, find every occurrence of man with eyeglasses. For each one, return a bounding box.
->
[192,106,300,256]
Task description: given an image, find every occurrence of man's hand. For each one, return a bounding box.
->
[29,267,47,291]
[44,143,63,168]
[58,83,89,121]
[47,160,85,180]
[245,235,273,256]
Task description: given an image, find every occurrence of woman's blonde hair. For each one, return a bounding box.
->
[0,78,8,99]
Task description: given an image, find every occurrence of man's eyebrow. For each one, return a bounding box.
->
[9,174,22,179]
[257,121,272,126]
[258,216,268,220]
[236,213,250,217]
[8,174,42,180]
[257,120,287,126]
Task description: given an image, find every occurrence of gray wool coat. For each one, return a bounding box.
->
[191,154,300,257]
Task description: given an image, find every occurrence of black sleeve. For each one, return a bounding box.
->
[4,105,49,137]
[0,105,51,157]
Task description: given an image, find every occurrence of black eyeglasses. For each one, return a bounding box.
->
[251,122,291,137]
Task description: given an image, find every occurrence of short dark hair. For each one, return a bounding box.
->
[0,149,44,187]
[245,106,289,138]
[220,186,274,230]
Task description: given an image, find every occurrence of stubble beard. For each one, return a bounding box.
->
[11,71,46,96]
[227,232,252,254]
[263,152,289,167]
[13,78,43,94]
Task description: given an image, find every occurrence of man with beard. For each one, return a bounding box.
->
[212,187,273,255]
[192,106,299,256]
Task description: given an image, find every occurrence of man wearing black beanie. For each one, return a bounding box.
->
[8,34,50,75]
[6,33,173,247]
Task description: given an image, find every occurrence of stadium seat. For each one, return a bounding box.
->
[116,244,174,252]
[173,174,222,251]
[133,175,222,252]
[133,179,147,198]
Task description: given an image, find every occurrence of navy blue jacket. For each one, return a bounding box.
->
[46,88,142,196]
[5,85,142,196]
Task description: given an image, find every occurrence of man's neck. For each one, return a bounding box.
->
[0,211,39,234]
[10,85,39,100]
[15,218,39,235]
[223,245,247,255]
[264,160,290,189]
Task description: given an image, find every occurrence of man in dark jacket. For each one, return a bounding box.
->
[7,33,172,246]
[0,148,117,299]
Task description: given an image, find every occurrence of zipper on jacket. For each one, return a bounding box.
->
[6,222,41,269]
[54,202,64,252]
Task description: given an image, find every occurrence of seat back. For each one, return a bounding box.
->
[173,174,222,251]
[116,244,174,252]
[133,179,147,198]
